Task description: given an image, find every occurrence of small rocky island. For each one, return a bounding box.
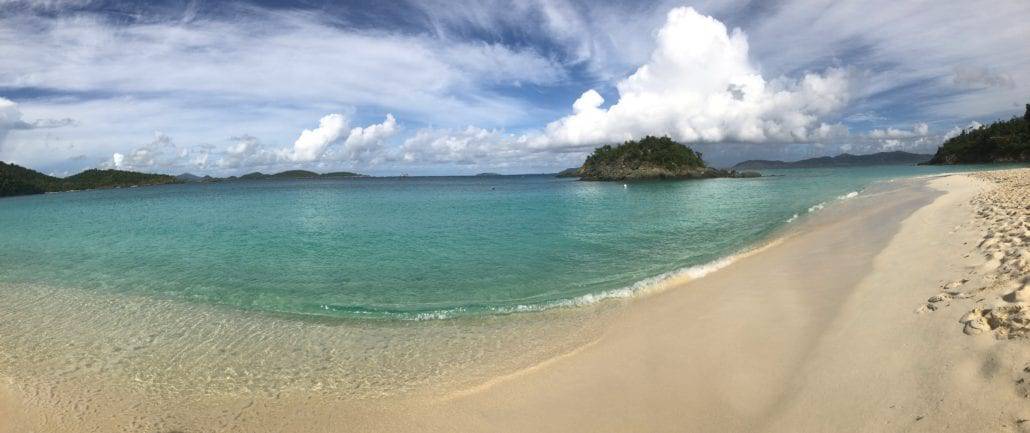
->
[568,136,759,181]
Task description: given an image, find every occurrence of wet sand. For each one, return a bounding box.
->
[2,169,1028,432]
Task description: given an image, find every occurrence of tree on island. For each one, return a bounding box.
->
[584,136,706,171]
[926,102,1030,164]
[574,136,758,181]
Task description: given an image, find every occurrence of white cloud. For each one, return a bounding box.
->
[0,98,23,151]
[869,123,929,139]
[217,135,278,169]
[0,97,73,153]
[952,65,1015,90]
[743,0,1030,120]
[397,125,581,169]
[531,7,850,150]
[401,126,514,165]
[97,114,402,173]
[0,11,563,128]
[291,114,349,162]
[942,121,984,141]
[286,112,401,164]
[339,114,398,162]
[5,1,1029,174]
[104,131,203,171]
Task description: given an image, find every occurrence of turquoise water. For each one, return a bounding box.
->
[0,165,1010,320]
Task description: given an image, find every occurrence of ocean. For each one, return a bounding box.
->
[0,165,1004,321]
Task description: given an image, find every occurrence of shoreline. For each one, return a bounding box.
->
[2,169,1028,432]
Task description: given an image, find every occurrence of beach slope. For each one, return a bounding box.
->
[2,169,1028,432]
[415,170,1030,432]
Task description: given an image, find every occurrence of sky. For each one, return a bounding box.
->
[1,0,1028,176]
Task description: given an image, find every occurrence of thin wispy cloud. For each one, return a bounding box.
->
[1,0,1028,174]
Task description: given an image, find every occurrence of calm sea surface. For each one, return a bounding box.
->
[0,165,1010,320]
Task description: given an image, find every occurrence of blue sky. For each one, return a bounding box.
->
[0,0,1028,175]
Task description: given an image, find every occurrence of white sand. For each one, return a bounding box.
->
[2,169,1028,432]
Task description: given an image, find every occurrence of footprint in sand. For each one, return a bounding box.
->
[1016,364,1030,400]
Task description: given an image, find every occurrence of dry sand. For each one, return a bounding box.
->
[2,169,1028,432]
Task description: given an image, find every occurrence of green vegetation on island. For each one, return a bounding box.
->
[321,171,366,178]
[571,136,759,181]
[555,167,580,178]
[926,104,1030,164]
[232,170,366,181]
[62,169,179,190]
[732,151,933,170]
[1,162,178,197]
[1,162,371,198]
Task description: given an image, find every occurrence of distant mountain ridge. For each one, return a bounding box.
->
[731,151,933,170]
[1,162,370,198]
[175,170,368,183]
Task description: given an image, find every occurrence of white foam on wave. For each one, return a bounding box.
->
[433,240,785,320]
[806,190,860,216]
[381,190,870,321]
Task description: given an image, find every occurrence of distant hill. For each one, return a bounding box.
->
[321,171,365,178]
[176,173,202,181]
[176,172,222,182]
[925,105,1029,164]
[238,170,366,180]
[555,167,579,178]
[176,173,220,183]
[63,169,178,190]
[1,162,178,198]
[1,162,373,198]
[732,151,933,170]
[176,173,202,182]
[475,172,503,177]
[271,170,320,179]
[572,136,759,181]
[0,161,63,196]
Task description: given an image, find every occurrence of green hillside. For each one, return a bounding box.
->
[927,104,1030,164]
[0,163,179,198]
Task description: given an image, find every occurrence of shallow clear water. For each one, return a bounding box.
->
[0,165,1012,320]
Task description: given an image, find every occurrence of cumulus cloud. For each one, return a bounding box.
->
[121,132,171,168]
[7,1,1029,174]
[531,7,850,150]
[401,127,517,165]
[288,113,399,163]
[869,123,929,139]
[291,114,349,162]
[396,7,855,167]
[217,135,278,169]
[99,113,399,173]
[105,131,204,170]
[339,114,398,162]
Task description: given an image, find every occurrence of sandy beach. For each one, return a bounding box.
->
[2,168,1029,432]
